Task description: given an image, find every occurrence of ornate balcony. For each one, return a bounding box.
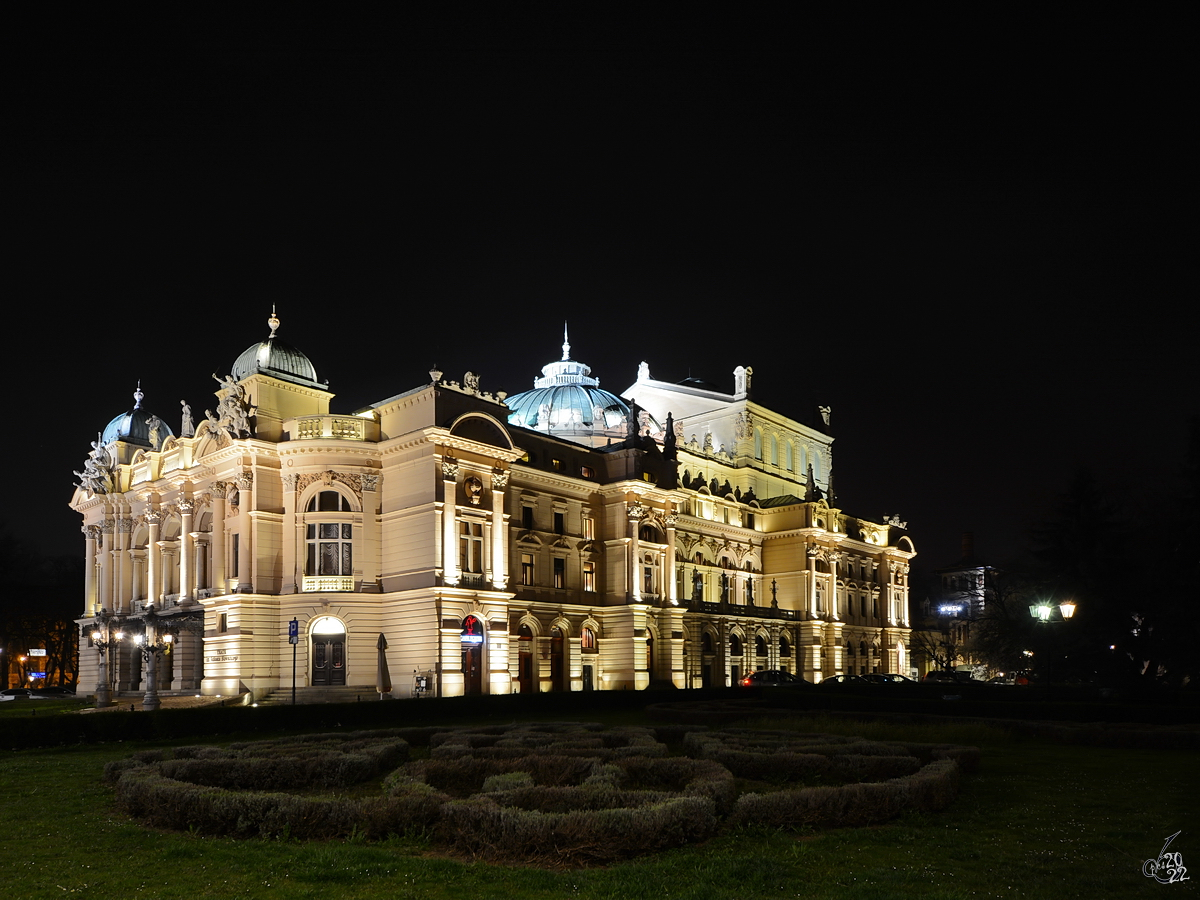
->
[302,576,355,593]
[287,415,380,442]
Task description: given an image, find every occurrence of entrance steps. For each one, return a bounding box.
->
[256,685,383,706]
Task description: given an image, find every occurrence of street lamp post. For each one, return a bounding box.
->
[88,608,124,708]
[1028,599,1077,682]
[136,601,173,711]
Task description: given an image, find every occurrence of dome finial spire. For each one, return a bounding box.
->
[133,381,144,409]
[562,321,571,361]
[268,305,280,338]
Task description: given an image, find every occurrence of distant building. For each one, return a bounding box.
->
[912,532,998,676]
[71,316,915,700]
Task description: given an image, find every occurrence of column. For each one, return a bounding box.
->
[83,525,99,615]
[99,518,113,614]
[211,486,227,593]
[146,510,161,608]
[627,502,645,603]
[806,545,820,619]
[490,469,508,589]
[664,513,677,604]
[116,516,133,613]
[179,500,194,604]
[236,473,253,592]
[442,458,459,585]
[191,536,208,598]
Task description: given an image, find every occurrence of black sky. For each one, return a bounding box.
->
[10,19,1194,591]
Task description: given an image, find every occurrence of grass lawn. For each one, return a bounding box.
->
[1,701,1195,899]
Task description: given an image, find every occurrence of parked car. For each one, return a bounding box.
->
[924,671,977,684]
[819,674,867,685]
[31,686,76,698]
[740,669,811,687]
[861,673,917,685]
[0,688,33,701]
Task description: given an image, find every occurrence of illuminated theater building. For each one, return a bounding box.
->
[71,315,915,701]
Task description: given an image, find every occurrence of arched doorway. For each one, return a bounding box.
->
[461,615,484,695]
[701,631,715,688]
[311,616,346,686]
[517,624,534,693]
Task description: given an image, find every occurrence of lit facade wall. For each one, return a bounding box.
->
[72,340,914,700]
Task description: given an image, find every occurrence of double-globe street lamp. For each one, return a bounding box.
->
[1028,599,1077,682]
[88,603,175,710]
[89,608,124,708]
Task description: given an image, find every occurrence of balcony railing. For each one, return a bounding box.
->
[689,600,796,620]
[302,576,355,593]
[288,415,379,442]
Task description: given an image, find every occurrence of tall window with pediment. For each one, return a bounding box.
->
[460,521,484,574]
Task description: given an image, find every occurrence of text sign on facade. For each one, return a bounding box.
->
[289,618,299,645]
[28,649,47,657]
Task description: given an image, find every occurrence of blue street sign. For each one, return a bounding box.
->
[288,618,299,645]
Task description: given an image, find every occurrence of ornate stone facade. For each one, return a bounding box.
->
[71,319,915,702]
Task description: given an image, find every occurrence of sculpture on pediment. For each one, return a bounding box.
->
[74,437,114,495]
[146,415,165,451]
[211,373,253,438]
[180,401,194,438]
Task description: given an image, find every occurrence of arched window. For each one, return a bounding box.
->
[730,634,743,656]
[786,441,794,472]
[581,626,597,652]
[779,635,791,658]
[304,491,354,588]
[755,635,767,658]
[639,523,662,543]
[702,632,715,654]
[754,429,763,460]
[770,434,778,466]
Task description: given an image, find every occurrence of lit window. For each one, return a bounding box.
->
[459,521,483,573]
[583,561,595,592]
[521,553,534,586]
[552,459,564,471]
[306,523,352,576]
[581,465,595,479]
[582,516,595,540]
[581,627,597,651]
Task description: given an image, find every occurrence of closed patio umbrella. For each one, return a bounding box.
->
[376,633,392,698]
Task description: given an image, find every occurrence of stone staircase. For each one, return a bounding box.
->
[255,685,386,706]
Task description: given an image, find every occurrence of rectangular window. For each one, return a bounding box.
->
[218,612,228,633]
[580,465,595,478]
[459,521,483,573]
[521,553,534,586]
[583,561,595,592]
[552,459,564,471]
[522,505,534,530]
[583,515,595,540]
[745,513,755,530]
[553,557,566,589]
[553,511,565,535]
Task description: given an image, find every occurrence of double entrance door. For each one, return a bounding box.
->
[311,636,346,686]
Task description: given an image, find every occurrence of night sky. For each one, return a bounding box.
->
[11,23,1193,595]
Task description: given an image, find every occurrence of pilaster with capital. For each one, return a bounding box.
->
[209,487,226,594]
[83,525,99,615]
[281,472,299,594]
[442,457,459,585]
[361,472,381,592]
[236,473,253,592]
[490,469,507,589]
[179,500,194,603]
[145,510,161,611]
[664,512,678,605]
[627,502,647,604]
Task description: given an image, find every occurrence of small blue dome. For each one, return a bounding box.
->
[101,386,174,447]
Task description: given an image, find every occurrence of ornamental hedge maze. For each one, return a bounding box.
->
[103,723,979,866]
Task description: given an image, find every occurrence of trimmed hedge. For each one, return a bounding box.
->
[104,722,978,865]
